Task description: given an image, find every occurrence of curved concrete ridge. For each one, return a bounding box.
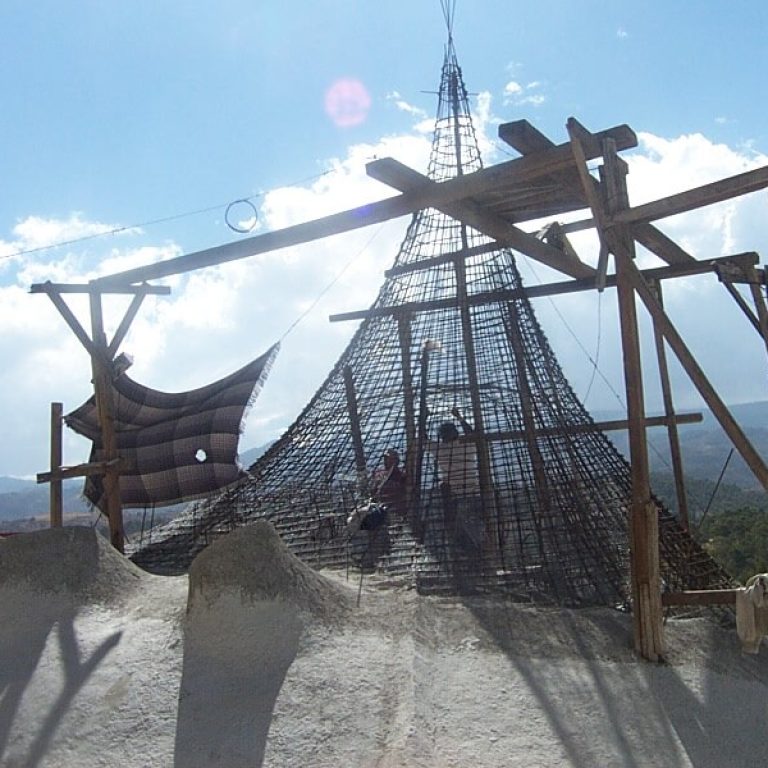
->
[175,522,352,768]
[187,521,351,620]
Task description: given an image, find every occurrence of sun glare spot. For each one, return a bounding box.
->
[324,78,371,128]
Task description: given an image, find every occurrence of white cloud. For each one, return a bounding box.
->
[617,27,628,39]
[502,79,545,108]
[386,91,428,120]
[3,125,767,478]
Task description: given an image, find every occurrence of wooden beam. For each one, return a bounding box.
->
[499,119,637,157]
[342,365,369,496]
[484,412,702,442]
[329,252,760,324]
[566,119,611,290]
[30,281,170,296]
[650,282,690,529]
[42,289,103,362]
[367,158,595,279]
[661,589,737,606]
[89,292,125,552]
[49,403,63,528]
[498,120,554,154]
[385,241,501,278]
[632,222,696,266]
[615,165,768,225]
[37,457,128,484]
[622,253,768,490]
[93,125,638,288]
[108,290,147,357]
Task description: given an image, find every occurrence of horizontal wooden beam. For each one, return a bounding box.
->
[36,457,129,484]
[30,281,171,295]
[384,241,501,278]
[499,120,637,158]
[91,122,636,287]
[661,589,737,606]
[367,159,595,279]
[615,165,768,225]
[329,252,759,323]
[485,412,702,442]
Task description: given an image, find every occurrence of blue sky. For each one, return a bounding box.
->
[1,1,767,477]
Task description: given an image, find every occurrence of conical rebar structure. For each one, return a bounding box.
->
[132,42,732,605]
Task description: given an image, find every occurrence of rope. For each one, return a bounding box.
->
[3,168,334,262]
[278,222,387,342]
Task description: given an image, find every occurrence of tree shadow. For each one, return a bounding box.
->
[173,596,302,768]
[645,622,768,768]
[466,598,743,768]
[0,603,121,768]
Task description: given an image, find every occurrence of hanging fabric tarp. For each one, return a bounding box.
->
[66,344,279,510]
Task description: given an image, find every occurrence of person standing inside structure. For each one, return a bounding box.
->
[427,407,483,555]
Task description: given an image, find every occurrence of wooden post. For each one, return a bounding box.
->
[396,315,418,515]
[49,402,63,528]
[650,281,690,529]
[342,365,369,497]
[89,290,125,552]
[601,138,664,660]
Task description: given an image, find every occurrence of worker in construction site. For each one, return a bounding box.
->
[371,448,407,520]
[427,407,483,556]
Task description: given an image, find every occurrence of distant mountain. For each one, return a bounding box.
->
[0,479,91,523]
[0,440,278,524]
[238,441,276,469]
[601,401,768,490]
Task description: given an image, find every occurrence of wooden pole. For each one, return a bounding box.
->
[650,281,690,529]
[600,137,664,660]
[88,290,125,552]
[342,365,369,497]
[396,316,418,516]
[49,402,63,528]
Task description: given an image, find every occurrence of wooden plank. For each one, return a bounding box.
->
[329,252,760,324]
[746,265,768,356]
[622,253,768,490]
[30,281,170,295]
[367,159,595,279]
[615,165,768,225]
[485,412,702,442]
[499,120,637,157]
[37,457,127,484]
[95,124,637,287]
[43,289,103,362]
[661,589,737,606]
[108,290,147,357]
[343,365,369,496]
[633,222,696,266]
[89,292,125,552]
[498,120,554,153]
[566,119,611,290]
[49,403,63,528]
[650,282,690,529]
[385,241,500,278]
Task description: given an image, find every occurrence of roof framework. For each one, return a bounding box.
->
[102,43,768,662]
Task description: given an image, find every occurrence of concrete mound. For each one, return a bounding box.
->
[177,522,349,768]
[187,521,350,619]
[0,526,144,604]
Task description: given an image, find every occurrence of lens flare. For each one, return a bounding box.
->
[324,78,371,127]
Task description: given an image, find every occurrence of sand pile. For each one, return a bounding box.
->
[1,524,766,768]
